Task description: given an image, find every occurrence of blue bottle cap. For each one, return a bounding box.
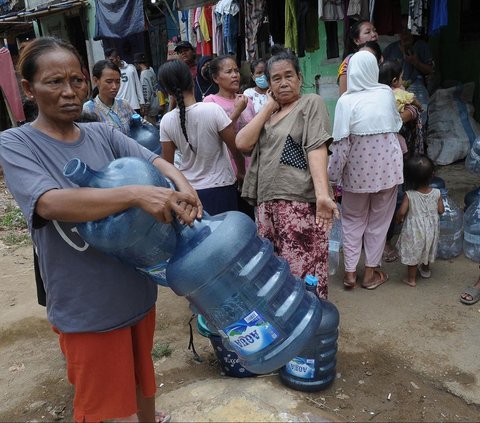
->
[131,113,141,120]
[305,274,318,286]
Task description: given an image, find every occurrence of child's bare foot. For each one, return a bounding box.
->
[402,278,416,287]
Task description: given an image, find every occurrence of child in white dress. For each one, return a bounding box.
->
[396,156,444,286]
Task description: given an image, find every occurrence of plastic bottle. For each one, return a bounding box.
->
[430,176,446,190]
[63,157,176,285]
[279,275,339,392]
[464,187,480,211]
[130,114,162,154]
[166,212,323,374]
[463,196,480,262]
[328,206,342,276]
[465,136,480,175]
[437,189,463,259]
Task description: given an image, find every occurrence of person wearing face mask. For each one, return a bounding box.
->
[243,59,268,114]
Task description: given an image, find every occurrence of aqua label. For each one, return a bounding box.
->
[221,310,279,356]
[285,357,316,379]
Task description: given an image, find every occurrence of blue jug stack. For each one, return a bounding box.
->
[279,275,339,392]
[63,157,323,375]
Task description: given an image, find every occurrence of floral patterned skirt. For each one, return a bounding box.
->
[257,200,329,299]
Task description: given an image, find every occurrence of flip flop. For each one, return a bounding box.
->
[155,411,172,423]
[362,270,388,290]
[460,286,480,305]
[418,265,431,279]
[382,250,398,263]
[343,277,357,289]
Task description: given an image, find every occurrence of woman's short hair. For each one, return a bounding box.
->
[265,50,300,81]
[209,55,235,79]
[92,60,121,80]
[250,58,266,74]
[344,19,371,58]
[404,155,435,191]
[17,37,83,83]
[378,60,403,86]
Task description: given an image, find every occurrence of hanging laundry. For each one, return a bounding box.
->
[215,0,240,55]
[318,0,344,21]
[347,0,370,20]
[373,0,402,36]
[297,0,319,57]
[245,0,266,61]
[94,0,144,39]
[188,9,198,47]
[212,6,224,55]
[285,0,298,53]
[266,0,285,45]
[0,47,26,124]
[408,0,427,36]
[428,0,447,35]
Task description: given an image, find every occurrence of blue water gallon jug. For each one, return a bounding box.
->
[464,187,480,211]
[130,114,162,154]
[430,176,446,189]
[197,315,255,378]
[328,206,342,276]
[279,275,339,392]
[437,189,463,259]
[166,212,323,374]
[63,157,176,285]
[465,136,480,174]
[463,196,480,262]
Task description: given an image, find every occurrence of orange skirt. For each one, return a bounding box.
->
[54,307,156,422]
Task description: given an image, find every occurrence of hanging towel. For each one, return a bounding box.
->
[0,47,26,123]
[285,0,298,53]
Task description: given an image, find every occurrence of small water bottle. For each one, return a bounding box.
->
[437,189,463,259]
[279,275,340,392]
[130,113,162,154]
[463,196,480,262]
[465,136,480,175]
[63,157,176,285]
[328,206,342,276]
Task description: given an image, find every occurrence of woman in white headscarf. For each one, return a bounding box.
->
[328,50,403,290]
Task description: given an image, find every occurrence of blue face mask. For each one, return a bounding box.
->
[254,75,269,89]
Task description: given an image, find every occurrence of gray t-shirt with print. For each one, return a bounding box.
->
[0,123,158,333]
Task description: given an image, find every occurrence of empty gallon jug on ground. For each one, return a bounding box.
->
[63,157,175,285]
[166,212,323,374]
[328,206,342,276]
[464,187,480,211]
[197,314,255,378]
[463,197,480,262]
[465,136,480,175]
[437,189,463,259]
[430,176,446,189]
[130,114,162,154]
[279,275,339,392]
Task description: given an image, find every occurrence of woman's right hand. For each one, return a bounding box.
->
[233,94,248,114]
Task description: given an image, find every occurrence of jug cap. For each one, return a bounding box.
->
[305,274,318,286]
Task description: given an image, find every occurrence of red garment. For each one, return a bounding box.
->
[0,48,26,123]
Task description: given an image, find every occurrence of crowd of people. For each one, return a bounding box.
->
[0,19,478,421]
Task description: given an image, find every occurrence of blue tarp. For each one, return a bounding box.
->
[94,0,144,40]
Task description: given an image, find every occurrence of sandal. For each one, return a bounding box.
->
[460,286,480,305]
[362,270,388,290]
[382,249,398,263]
[155,411,171,423]
[418,265,431,279]
[343,277,357,289]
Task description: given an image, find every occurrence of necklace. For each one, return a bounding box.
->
[196,78,214,100]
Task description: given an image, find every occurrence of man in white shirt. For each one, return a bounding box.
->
[105,48,145,112]
[134,52,160,124]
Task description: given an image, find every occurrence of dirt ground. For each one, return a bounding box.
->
[1,162,479,422]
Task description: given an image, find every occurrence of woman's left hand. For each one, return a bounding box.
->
[315,195,339,232]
